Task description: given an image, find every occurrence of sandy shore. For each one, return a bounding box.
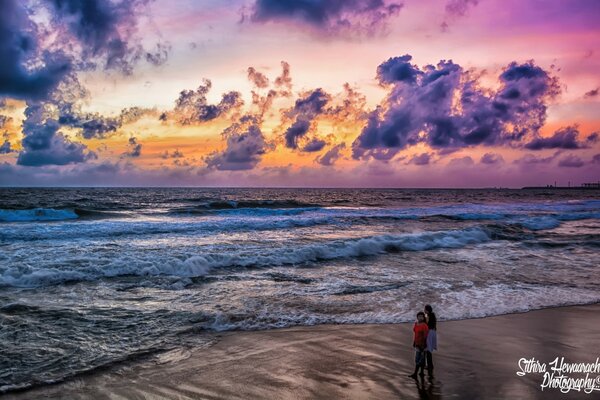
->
[4,304,600,399]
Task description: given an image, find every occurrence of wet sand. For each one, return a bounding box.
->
[5,304,600,399]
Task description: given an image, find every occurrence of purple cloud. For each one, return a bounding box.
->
[316,143,346,166]
[205,115,272,171]
[0,0,71,100]
[172,79,243,125]
[16,103,96,166]
[352,56,560,160]
[524,126,590,150]
[302,138,327,152]
[123,136,142,158]
[558,154,584,168]
[248,0,403,36]
[480,153,504,165]
[408,152,432,165]
[584,87,598,98]
[284,88,330,149]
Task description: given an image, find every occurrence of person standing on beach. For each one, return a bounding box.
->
[424,304,437,378]
[409,311,429,379]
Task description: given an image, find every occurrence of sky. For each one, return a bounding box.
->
[0,0,599,187]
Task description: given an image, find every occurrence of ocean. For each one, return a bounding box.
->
[0,187,599,392]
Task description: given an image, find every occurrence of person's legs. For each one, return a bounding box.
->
[409,349,424,378]
[418,352,425,376]
[426,351,434,376]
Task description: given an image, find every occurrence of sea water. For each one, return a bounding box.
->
[0,188,598,391]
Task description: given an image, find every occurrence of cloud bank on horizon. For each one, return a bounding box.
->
[0,0,598,187]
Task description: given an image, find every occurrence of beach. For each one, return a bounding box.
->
[5,304,599,400]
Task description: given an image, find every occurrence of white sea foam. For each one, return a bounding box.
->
[0,227,491,288]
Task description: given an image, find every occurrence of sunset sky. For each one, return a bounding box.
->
[0,0,599,187]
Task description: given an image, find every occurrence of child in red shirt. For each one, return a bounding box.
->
[409,311,429,378]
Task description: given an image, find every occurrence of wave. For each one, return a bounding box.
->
[0,208,78,222]
[175,199,321,210]
[0,216,335,241]
[0,227,491,288]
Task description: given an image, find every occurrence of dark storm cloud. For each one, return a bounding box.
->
[480,152,504,165]
[205,115,273,171]
[16,103,96,166]
[0,0,71,100]
[558,154,585,168]
[248,0,403,36]
[352,55,560,160]
[48,0,164,74]
[376,55,421,85]
[173,79,244,125]
[524,126,592,150]
[284,88,330,149]
[1,0,166,102]
[316,142,346,166]
[123,136,142,158]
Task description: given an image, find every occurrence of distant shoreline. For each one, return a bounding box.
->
[0,186,599,190]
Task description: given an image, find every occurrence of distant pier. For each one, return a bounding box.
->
[522,182,600,190]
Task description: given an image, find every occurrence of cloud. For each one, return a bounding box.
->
[408,152,432,165]
[584,87,599,98]
[448,156,474,167]
[514,151,560,166]
[316,143,346,166]
[247,67,269,88]
[302,138,327,152]
[284,88,330,149]
[275,61,293,95]
[47,0,166,74]
[16,103,96,166]
[123,136,142,158]
[480,152,504,164]
[0,0,71,100]
[558,154,584,168]
[442,0,479,31]
[171,79,244,125]
[524,126,592,150]
[248,0,403,37]
[0,115,12,129]
[161,149,184,159]
[1,0,166,102]
[592,154,600,164]
[0,132,14,154]
[352,55,560,160]
[205,115,273,170]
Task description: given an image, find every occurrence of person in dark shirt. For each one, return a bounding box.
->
[424,304,437,377]
[409,311,429,379]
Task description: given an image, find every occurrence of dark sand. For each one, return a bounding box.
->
[5,304,600,399]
